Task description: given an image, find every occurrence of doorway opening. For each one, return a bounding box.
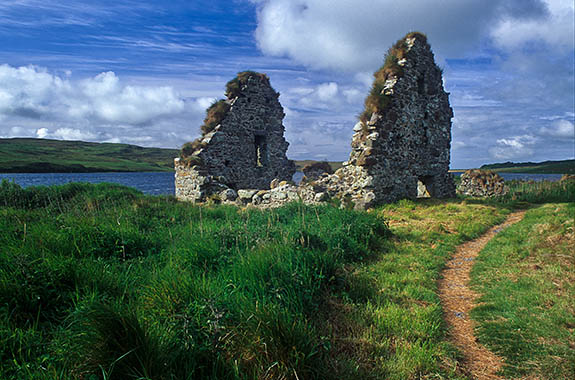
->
[417,176,434,198]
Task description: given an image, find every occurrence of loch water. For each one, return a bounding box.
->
[0,171,564,196]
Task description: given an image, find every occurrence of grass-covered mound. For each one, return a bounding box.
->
[359,32,428,124]
[0,181,387,379]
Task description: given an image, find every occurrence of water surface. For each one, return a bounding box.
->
[0,171,563,196]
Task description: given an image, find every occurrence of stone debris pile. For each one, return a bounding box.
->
[456,169,506,197]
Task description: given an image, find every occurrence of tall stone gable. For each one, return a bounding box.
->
[324,32,455,209]
[175,72,296,202]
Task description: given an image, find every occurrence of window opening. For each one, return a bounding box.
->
[255,134,268,167]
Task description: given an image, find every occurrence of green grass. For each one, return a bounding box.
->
[4,180,564,379]
[0,138,179,173]
[470,203,575,379]
[318,199,508,378]
[484,179,575,206]
[0,181,387,379]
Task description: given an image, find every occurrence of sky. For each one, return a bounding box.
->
[0,0,573,168]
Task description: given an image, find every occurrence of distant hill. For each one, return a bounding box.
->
[480,160,575,174]
[0,138,180,173]
[0,138,346,174]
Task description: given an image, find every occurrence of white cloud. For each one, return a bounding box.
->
[316,82,338,101]
[252,0,553,71]
[488,135,538,160]
[35,127,48,138]
[491,0,574,52]
[0,65,185,125]
[539,119,574,138]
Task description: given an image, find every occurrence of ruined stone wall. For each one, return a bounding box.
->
[175,33,456,210]
[319,33,455,209]
[175,73,295,202]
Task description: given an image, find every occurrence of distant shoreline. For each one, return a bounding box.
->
[1,138,573,174]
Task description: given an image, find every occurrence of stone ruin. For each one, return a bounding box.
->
[175,32,456,209]
[457,169,506,197]
[175,71,295,202]
[314,32,455,209]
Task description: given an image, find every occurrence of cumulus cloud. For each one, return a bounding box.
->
[0,65,184,126]
[252,0,553,71]
[0,64,208,147]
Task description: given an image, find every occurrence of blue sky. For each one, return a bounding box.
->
[0,0,573,168]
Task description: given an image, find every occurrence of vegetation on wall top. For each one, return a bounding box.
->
[359,32,428,124]
[180,71,272,164]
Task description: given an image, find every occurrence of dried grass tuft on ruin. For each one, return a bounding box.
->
[457,169,506,197]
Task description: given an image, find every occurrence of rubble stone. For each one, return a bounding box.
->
[456,169,506,197]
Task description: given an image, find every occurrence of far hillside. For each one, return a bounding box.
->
[480,159,575,174]
[0,137,344,174]
[0,138,179,173]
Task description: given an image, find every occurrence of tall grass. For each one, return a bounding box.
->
[0,182,386,379]
[476,179,574,206]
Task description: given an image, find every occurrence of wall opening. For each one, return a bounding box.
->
[417,75,425,95]
[417,176,434,198]
[255,134,268,167]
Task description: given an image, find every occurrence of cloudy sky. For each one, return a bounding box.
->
[0,0,573,168]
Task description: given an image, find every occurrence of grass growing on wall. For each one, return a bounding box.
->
[359,32,427,124]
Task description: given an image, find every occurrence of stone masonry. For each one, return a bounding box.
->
[457,170,506,197]
[175,72,296,202]
[316,32,456,209]
[175,33,456,209]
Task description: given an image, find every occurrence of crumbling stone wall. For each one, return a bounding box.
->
[316,32,455,209]
[175,72,295,202]
[457,169,506,197]
[175,32,456,210]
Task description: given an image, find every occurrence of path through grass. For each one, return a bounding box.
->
[471,203,575,379]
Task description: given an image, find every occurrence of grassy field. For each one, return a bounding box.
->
[480,159,575,174]
[471,203,575,379]
[0,179,573,379]
[0,138,179,173]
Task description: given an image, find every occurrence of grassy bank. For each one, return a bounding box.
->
[470,203,575,379]
[0,181,387,379]
[1,179,571,379]
[480,159,575,174]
